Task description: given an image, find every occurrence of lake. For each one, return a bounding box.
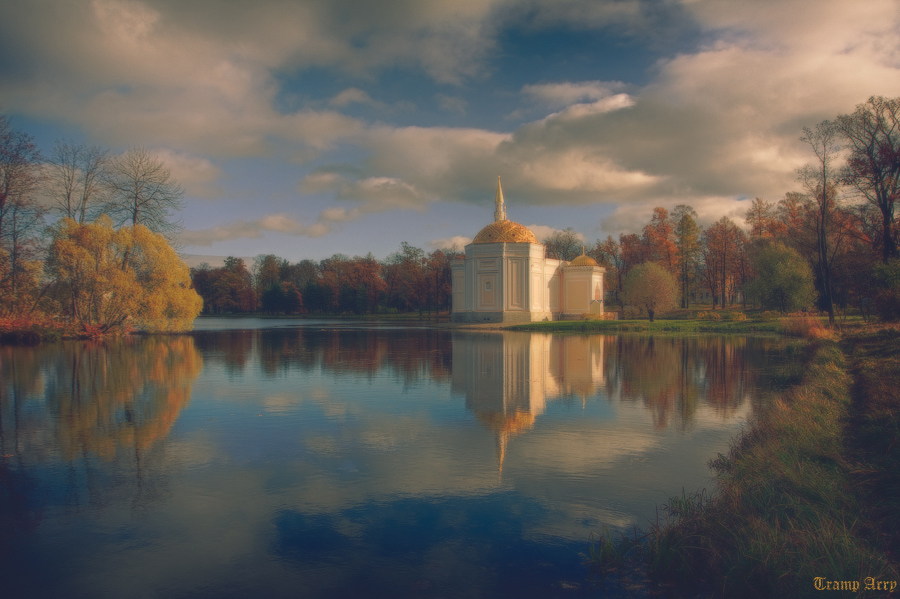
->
[0,319,795,598]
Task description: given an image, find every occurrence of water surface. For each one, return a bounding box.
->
[0,321,793,598]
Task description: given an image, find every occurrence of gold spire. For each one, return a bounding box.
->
[494,176,507,222]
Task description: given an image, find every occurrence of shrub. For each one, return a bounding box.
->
[622,305,643,319]
[623,262,679,322]
[871,259,900,321]
[696,311,722,321]
[744,241,817,312]
[779,314,831,338]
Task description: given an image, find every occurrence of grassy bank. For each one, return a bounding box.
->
[508,318,781,335]
[509,310,847,336]
[590,328,899,597]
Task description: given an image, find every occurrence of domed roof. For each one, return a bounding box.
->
[568,253,599,267]
[472,220,539,244]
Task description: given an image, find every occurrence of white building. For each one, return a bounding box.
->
[451,180,605,323]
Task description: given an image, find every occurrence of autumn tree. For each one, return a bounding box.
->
[260,281,303,314]
[593,235,624,307]
[744,241,817,312]
[46,216,202,332]
[619,232,648,275]
[700,217,742,308]
[383,242,427,314]
[745,197,786,239]
[46,141,108,223]
[208,257,256,313]
[543,227,582,261]
[673,205,701,308]
[836,96,900,263]
[102,146,184,239]
[623,262,678,322]
[642,207,678,273]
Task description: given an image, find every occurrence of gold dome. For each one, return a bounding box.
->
[472,220,539,244]
[568,253,599,267]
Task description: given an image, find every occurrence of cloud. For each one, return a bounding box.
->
[429,235,471,250]
[4,0,900,245]
[330,88,384,109]
[599,196,751,236]
[179,213,330,247]
[437,94,468,114]
[150,148,223,198]
[522,80,630,108]
[525,225,585,242]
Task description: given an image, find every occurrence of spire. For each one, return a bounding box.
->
[494,176,507,222]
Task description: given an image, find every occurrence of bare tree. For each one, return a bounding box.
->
[47,141,109,223]
[543,227,582,261]
[798,120,841,325]
[0,115,43,245]
[836,96,900,262]
[0,115,44,309]
[103,146,184,238]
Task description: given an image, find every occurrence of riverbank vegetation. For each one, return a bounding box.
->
[509,309,835,336]
[588,326,900,597]
[0,117,201,340]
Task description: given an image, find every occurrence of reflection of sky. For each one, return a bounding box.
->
[1,328,790,598]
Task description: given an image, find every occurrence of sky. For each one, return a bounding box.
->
[2,0,899,265]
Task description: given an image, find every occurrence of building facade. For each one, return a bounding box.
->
[450,180,605,323]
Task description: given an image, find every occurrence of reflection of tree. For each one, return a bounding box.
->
[50,336,202,459]
[222,328,454,386]
[193,329,253,374]
[604,336,771,430]
[0,336,202,542]
[0,336,202,461]
[611,336,681,429]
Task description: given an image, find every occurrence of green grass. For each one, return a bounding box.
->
[588,331,900,598]
[508,317,781,335]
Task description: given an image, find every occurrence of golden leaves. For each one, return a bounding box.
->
[47,217,202,332]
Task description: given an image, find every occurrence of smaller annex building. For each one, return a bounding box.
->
[451,180,605,323]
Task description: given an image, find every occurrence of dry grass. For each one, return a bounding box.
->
[589,335,899,598]
[779,314,834,339]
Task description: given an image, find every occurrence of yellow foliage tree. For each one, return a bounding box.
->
[47,216,202,332]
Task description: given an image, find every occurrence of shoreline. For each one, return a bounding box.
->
[0,312,851,344]
[589,325,900,597]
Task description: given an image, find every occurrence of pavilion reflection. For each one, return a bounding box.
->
[451,331,607,472]
[451,332,772,471]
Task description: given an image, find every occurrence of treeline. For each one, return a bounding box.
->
[4,96,899,328]
[190,242,458,316]
[569,96,900,324]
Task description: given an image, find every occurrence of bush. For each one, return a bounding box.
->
[623,262,679,322]
[779,314,831,338]
[744,242,817,312]
[871,259,900,321]
[622,305,642,319]
[696,311,722,321]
